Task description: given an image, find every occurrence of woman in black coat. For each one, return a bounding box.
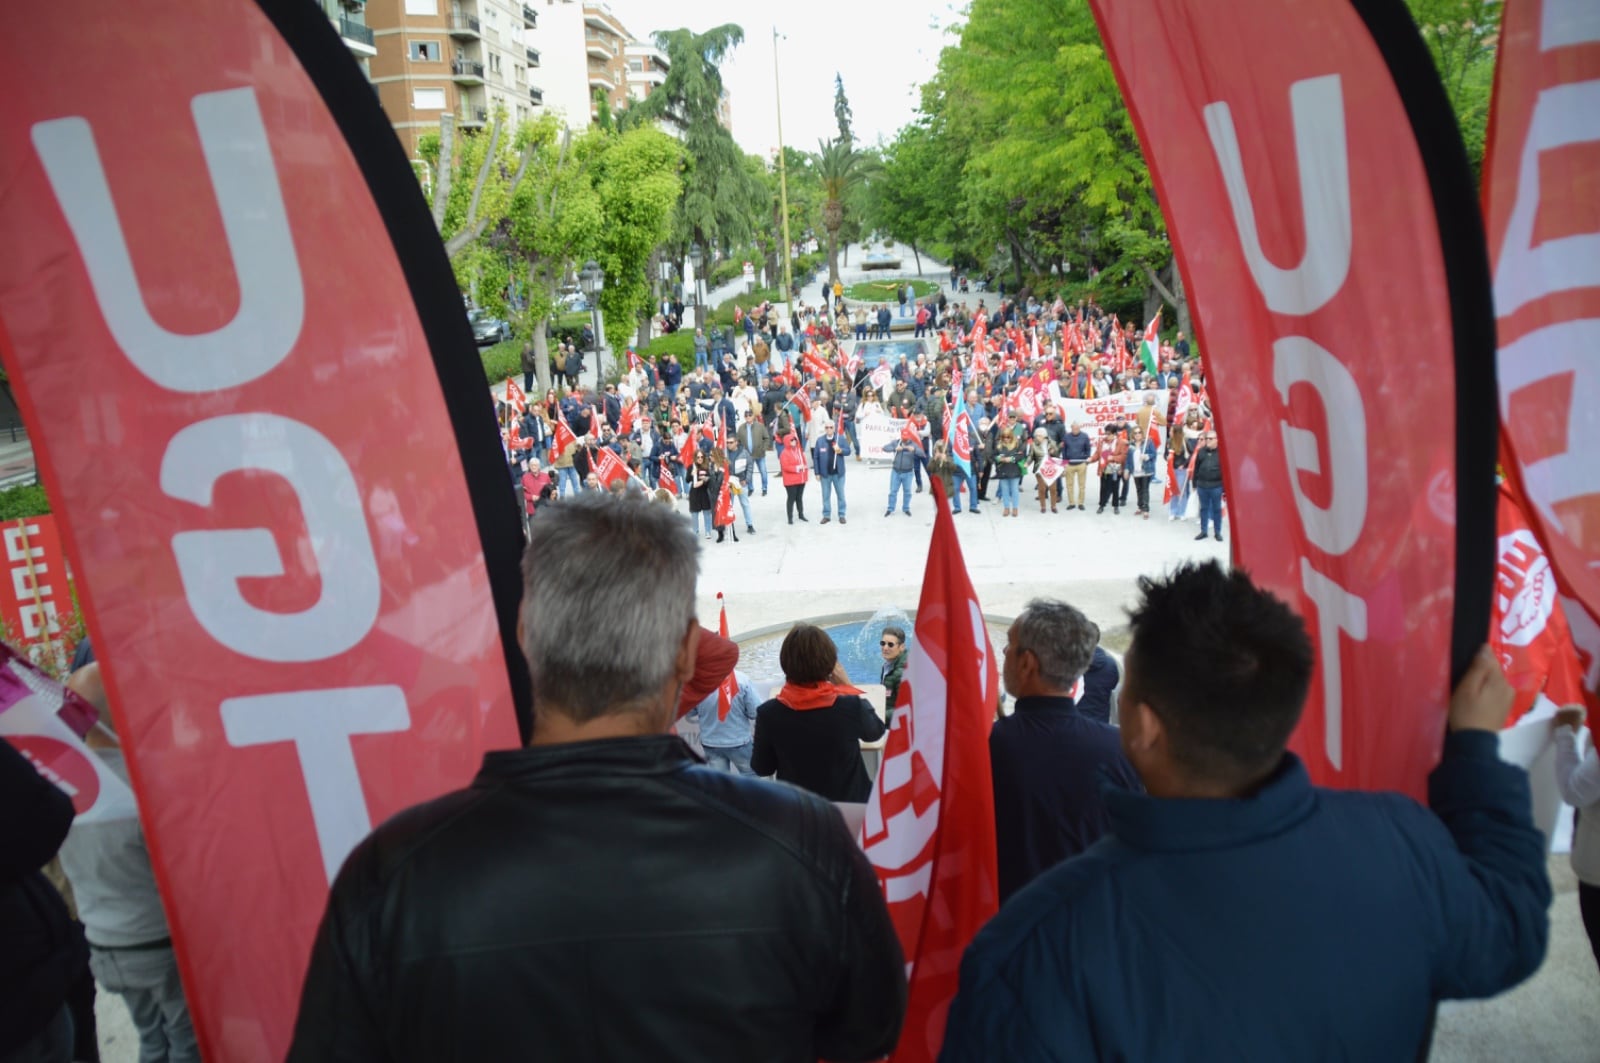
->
[752,624,887,802]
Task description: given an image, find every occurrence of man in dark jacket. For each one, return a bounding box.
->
[1059,421,1093,511]
[2,738,89,1061]
[942,562,1550,1062]
[990,600,1140,902]
[1076,644,1120,724]
[1191,427,1225,542]
[291,497,906,1062]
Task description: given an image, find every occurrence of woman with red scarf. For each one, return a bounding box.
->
[751,625,887,802]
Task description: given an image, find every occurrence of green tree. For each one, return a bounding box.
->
[624,24,769,326]
[834,73,854,145]
[815,138,878,289]
[591,127,684,356]
[1406,0,1501,178]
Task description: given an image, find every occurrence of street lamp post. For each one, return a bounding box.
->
[687,243,706,332]
[579,259,605,399]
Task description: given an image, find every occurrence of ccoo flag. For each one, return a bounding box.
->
[861,478,999,1060]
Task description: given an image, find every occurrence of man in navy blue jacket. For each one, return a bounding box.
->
[990,601,1140,903]
[942,561,1550,1062]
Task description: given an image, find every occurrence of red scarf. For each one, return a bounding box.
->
[776,680,864,711]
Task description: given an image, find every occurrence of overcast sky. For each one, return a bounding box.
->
[599,0,964,156]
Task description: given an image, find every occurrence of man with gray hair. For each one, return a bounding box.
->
[991,598,1141,903]
[290,494,906,1062]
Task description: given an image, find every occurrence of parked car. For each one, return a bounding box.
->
[468,308,512,345]
[559,292,590,313]
[862,252,902,271]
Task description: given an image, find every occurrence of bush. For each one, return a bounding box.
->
[0,483,50,521]
[843,278,938,301]
[480,338,522,382]
[640,329,697,375]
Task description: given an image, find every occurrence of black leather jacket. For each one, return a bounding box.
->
[289,736,906,1063]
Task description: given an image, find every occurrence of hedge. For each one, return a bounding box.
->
[0,483,50,521]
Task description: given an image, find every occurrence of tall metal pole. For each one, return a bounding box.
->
[772,26,795,326]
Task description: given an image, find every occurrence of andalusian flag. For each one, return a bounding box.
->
[1139,311,1162,376]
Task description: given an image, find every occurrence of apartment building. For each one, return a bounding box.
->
[622,41,667,105]
[583,3,631,120]
[364,0,551,156]
[317,0,378,75]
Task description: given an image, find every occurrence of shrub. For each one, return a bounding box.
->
[0,483,50,521]
[480,338,522,382]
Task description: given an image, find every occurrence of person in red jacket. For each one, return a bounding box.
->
[778,430,809,525]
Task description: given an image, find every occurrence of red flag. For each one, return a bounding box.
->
[792,387,813,425]
[1483,0,1600,711]
[658,463,678,496]
[861,479,998,1061]
[1492,481,1588,725]
[553,406,578,456]
[1089,0,1499,797]
[618,399,635,438]
[626,348,643,374]
[716,594,738,719]
[678,428,697,470]
[900,419,920,443]
[1163,451,1177,504]
[714,471,734,528]
[593,446,630,488]
[504,377,527,415]
[803,347,831,380]
[1065,371,1079,400]
[717,409,728,454]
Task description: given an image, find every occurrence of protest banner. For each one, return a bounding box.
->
[1089,0,1498,798]
[858,411,915,464]
[0,3,526,1056]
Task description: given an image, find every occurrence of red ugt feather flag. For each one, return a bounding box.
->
[593,446,630,488]
[658,463,678,496]
[504,377,527,415]
[861,479,999,1061]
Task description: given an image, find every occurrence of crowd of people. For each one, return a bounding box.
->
[2,489,1583,1062]
[504,288,1229,542]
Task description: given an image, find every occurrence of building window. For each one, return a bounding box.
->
[514,64,524,84]
[403,0,435,13]
[628,59,642,72]
[409,40,441,61]
[413,87,447,110]
[489,52,502,74]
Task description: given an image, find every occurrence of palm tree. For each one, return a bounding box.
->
[815,138,878,290]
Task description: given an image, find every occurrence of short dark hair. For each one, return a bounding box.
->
[1125,562,1313,784]
[881,625,906,648]
[779,623,838,684]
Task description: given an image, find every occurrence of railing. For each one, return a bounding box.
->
[337,14,374,47]
[529,86,543,105]
[451,56,484,79]
[522,4,537,27]
[460,107,488,124]
[526,46,540,66]
[449,13,480,34]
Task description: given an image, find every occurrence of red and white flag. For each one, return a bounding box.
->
[1015,385,1039,421]
[871,363,893,398]
[861,478,998,1061]
[617,399,636,438]
[1492,481,1587,725]
[1037,456,1065,487]
[504,377,527,415]
[626,349,644,374]
[593,446,630,489]
[553,408,578,456]
[658,463,678,496]
[792,387,813,425]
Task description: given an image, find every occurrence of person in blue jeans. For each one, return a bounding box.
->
[814,422,850,524]
[691,666,761,775]
[1189,429,1225,542]
[883,436,924,515]
[692,328,708,370]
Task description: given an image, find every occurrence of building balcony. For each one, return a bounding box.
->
[633,67,666,85]
[526,46,541,67]
[586,38,613,60]
[451,57,485,82]
[588,71,615,92]
[529,86,544,105]
[459,107,488,127]
[448,14,480,38]
[335,14,377,55]
[522,4,537,27]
